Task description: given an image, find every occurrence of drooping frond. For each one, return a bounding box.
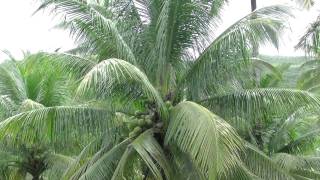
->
[165,101,243,179]
[77,58,167,118]
[72,139,130,180]
[62,130,121,179]
[131,130,171,180]
[209,0,228,16]
[0,95,16,119]
[202,88,320,124]
[297,60,320,90]
[44,153,75,180]
[267,107,311,153]
[273,153,320,179]
[18,99,45,112]
[0,106,113,146]
[36,0,137,63]
[61,139,98,179]
[296,16,320,56]
[0,61,27,103]
[242,143,295,179]
[294,0,315,9]
[39,53,97,79]
[252,58,282,79]
[180,5,291,98]
[278,126,320,154]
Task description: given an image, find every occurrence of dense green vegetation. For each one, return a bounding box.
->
[1,0,320,179]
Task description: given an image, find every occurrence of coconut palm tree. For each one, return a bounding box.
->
[0,54,78,179]
[0,140,73,180]
[294,0,315,9]
[295,8,320,93]
[296,15,320,57]
[1,0,320,179]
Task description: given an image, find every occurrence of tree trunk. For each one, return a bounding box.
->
[251,0,259,57]
[32,175,40,180]
[251,0,257,12]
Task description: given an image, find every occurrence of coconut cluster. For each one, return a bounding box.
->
[127,112,154,138]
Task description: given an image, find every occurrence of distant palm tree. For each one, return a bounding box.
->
[0,54,75,179]
[1,0,320,179]
[294,0,315,9]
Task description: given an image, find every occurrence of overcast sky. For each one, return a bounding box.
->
[0,0,320,61]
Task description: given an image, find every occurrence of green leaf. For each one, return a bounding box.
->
[0,106,113,146]
[75,139,130,180]
[202,88,320,124]
[165,101,242,179]
[243,143,295,179]
[77,58,167,118]
[131,130,171,180]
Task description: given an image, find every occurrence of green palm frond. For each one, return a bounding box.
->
[243,143,295,179]
[252,58,282,79]
[165,101,242,179]
[61,140,98,179]
[77,58,167,118]
[273,153,320,179]
[297,62,320,90]
[294,0,315,9]
[44,153,75,180]
[297,68,318,89]
[36,0,137,63]
[278,127,320,154]
[300,59,320,69]
[71,139,130,180]
[0,61,27,103]
[0,106,113,146]
[209,0,228,16]
[40,53,97,78]
[62,130,121,179]
[131,130,171,180]
[296,16,320,56]
[202,88,320,124]
[152,0,214,88]
[0,95,16,119]
[18,99,45,112]
[180,5,291,98]
[268,107,310,153]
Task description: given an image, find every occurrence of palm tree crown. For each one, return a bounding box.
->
[1,0,320,179]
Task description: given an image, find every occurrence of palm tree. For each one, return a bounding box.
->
[0,140,73,180]
[294,0,315,9]
[1,0,320,179]
[295,9,320,93]
[0,54,77,179]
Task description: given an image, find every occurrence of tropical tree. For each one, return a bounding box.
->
[1,0,320,179]
[0,54,77,179]
[295,6,320,93]
[294,0,315,9]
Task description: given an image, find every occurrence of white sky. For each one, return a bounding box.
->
[0,0,320,61]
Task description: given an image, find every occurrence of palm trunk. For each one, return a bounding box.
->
[32,175,40,180]
[251,0,259,57]
[251,0,257,12]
